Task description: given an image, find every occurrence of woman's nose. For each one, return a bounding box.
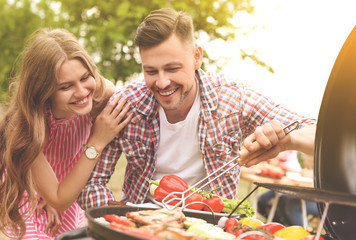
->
[74,83,88,97]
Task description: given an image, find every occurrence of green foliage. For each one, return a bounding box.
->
[0,0,63,102]
[0,0,255,102]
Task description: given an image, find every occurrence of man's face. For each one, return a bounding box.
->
[140,34,202,122]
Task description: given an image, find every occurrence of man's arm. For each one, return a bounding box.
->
[240,120,316,167]
[77,138,122,210]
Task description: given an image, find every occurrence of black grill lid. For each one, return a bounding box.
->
[314,25,356,240]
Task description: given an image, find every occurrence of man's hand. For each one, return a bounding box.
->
[37,198,61,237]
[239,120,291,167]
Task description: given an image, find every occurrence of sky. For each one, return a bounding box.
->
[201,0,356,118]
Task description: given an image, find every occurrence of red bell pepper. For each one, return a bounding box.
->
[154,185,182,206]
[154,175,189,206]
[257,222,285,233]
[158,175,189,192]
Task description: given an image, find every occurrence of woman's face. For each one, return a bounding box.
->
[50,59,96,119]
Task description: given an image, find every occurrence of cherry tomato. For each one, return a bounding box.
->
[184,192,205,210]
[225,218,239,230]
[203,196,224,213]
[225,218,245,237]
[301,235,326,240]
[257,222,285,233]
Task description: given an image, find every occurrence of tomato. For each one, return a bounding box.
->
[228,227,245,237]
[301,235,326,240]
[103,214,136,227]
[184,192,205,210]
[203,196,224,213]
[225,218,245,237]
[225,218,239,231]
[257,222,285,233]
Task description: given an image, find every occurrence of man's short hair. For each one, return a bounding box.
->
[134,8,194,48]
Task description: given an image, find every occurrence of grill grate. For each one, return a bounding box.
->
[253,182,356,207]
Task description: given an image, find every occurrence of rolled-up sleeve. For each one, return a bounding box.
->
[77,137,122,210]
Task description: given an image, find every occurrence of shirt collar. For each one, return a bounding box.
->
[131,69,220,123]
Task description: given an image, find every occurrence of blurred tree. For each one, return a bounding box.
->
[0,0,63,102]
[0,0,258,102]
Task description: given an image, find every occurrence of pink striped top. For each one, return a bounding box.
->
[17,105,93,240]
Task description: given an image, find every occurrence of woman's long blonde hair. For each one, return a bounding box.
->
[0,28,107,239]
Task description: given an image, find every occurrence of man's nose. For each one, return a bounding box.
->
[156,72,171,89]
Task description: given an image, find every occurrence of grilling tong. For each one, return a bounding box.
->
[161,120,300,210]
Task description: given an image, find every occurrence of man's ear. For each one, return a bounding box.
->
[194,46,203,70]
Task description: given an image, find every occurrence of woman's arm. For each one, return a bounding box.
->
[31,95,132,211]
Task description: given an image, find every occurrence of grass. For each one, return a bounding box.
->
[107,154,128,200]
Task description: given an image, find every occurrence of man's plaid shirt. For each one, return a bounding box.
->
[78,69,315,209]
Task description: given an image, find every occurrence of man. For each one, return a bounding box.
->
[78,8,316,208]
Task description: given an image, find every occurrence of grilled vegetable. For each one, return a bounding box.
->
[257,222,285,233]
[239,217,263,228]
[203,195,224,213]
[154,186,182,206]
[150,176,255,217]
[188,223,236,240]
[184,192,205,210]
[184,216,207,228]
[158,175,189,193]
[225,218,243,236]
[219,196,255,217]
[274,226,310,240]
[109,221,161,240]
[103,214,136,227]
[153,175,189,206]
[153,175,206,210]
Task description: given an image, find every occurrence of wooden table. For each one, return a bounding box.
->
[240,171,314,228]
[241,172,313,188]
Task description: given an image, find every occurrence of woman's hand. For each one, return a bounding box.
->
[89,95,133,152]
[37,198,61,237]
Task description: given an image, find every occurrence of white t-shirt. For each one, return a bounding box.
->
[153,89,207,187]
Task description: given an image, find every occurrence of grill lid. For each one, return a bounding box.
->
[314,25,356,240]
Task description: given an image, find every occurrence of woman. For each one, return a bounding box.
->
[0,28,132,239]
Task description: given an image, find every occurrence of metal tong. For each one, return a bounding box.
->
[161,120,300,210]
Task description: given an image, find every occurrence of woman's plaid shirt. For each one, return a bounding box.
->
[78,69,316,209]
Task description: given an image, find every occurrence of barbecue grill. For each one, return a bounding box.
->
[56,25,356,240]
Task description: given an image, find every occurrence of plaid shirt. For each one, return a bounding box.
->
[78,69,315,209]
